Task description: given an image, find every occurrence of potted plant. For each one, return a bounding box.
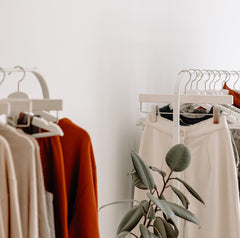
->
[101,144,204,238]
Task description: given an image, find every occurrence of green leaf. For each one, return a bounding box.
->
[154,217,167,238]
[139,224,156,238]
[175,178,205,204]
[140,200,155,220]
[165,144,191,172]
[140,200,149,214]
[116,231,129,238]
[149,166,166,177]
[148,206,156,220]
[131,170,148,190]
[170,185,190,209]
[147,193,174,220]
[131,151,155,190]
[116,205,144,234]
[154,229,163,238]
[160,217,176,238]
[167,219,179,237]
[165,201,200,225]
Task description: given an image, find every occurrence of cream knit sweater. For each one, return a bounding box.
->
[0,126,38,238]
[0,134,23,238]
[18,131,52,238]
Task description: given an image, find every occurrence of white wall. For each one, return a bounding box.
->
[1,0,240,237]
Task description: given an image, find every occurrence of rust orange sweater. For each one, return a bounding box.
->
[58,118,99,238]
[37,136,69,238]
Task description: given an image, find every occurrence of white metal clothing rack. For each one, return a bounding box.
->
[0,67,62,114]
[3,67,50,99]
[0,67,64,137]
[139,69,235,145]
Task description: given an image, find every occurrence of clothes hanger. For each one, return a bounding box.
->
[5,66,62,122]
[0,68,11,129]
[231,71,239,90]
[6,66,63,137]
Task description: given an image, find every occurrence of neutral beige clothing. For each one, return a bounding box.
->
[45,191,56,238]
[135,115,240,238]
[18,131,52,238]
[0,134,23,238]
[0,126,38,238]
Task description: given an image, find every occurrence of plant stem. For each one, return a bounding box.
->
[143,189,154,225]
[146,170,173,228]
[130,232,138,238]
[159,170,173,198]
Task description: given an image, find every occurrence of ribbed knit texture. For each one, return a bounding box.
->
[0,126,38,238]
[0,134,23,238]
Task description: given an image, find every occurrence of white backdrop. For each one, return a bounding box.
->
[1,0,240,237]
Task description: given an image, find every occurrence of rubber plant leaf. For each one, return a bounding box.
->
[148,206,156,220]
[167,218,179,237]
[130,170,148,190]
[149,166,166,177]
[147,192,174,220]
[131,151,155,190]
[140,200,149,214]
[159,217,176,238]
[175,178,205,204]
[165,144,191,172]
[170,185,190,209]
[154,217,167,238]
[116,205,144,234]
[140,224,157,238]
[165,201,200,225]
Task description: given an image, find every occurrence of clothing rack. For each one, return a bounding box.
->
[2,67,50,98]
[0,67,63,114]
[139,69,240,145]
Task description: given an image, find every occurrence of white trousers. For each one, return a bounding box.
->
[134,115,240,238]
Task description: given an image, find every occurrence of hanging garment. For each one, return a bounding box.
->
[159,104,213,126]
[58,118,99,238]
[18,131,52,238]
[135,115,240,238]
[0,125,38,238]
[230,129,240,196]
[223,82,240,108]
[0,133,23,238]
[37,136,69,238]
[159,104,240,167]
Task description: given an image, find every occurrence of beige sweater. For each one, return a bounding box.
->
[0,134,23,238]
[18,131,52,238]
[0,126,38,238]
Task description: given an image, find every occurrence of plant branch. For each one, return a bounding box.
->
[143,189,154,225]
[159,169,173,197]
[130,232,138,238]
[146,169,173,228]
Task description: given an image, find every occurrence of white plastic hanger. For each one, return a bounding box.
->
[6,66,63,137]
[31,116,63,138]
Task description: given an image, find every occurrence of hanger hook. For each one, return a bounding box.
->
[192,69,203,90]
[184,69,196,93]
[224,70,231,86]
[209,70,219,89]
[0,68,6,86]
[8,66,26,92]
[206,70,215,90]
[230,71,239,89]
[214,70,226,89]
